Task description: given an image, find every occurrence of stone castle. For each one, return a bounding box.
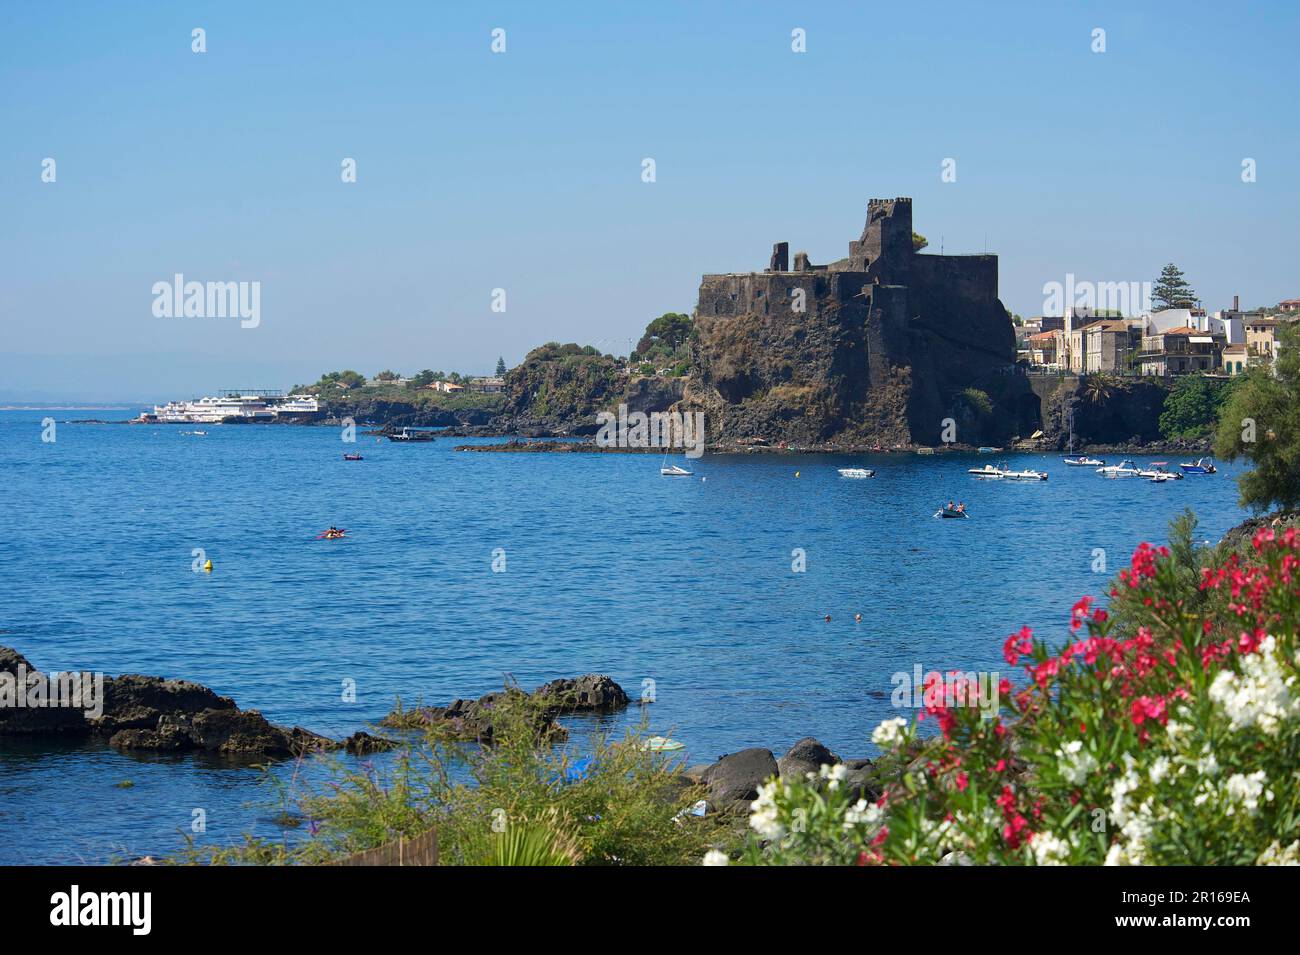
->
[685,198,1037,445]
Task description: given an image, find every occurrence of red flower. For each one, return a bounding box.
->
[1003,626,1034,666]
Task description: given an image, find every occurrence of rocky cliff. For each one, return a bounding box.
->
[496,342,684,434]
[680,198,1040,446]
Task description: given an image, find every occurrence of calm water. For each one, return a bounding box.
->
[0,410,1248,863]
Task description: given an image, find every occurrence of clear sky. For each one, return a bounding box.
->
[2,0,1296,401]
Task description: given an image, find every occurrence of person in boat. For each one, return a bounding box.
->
[948,500,955,511]
[956,502,966,513]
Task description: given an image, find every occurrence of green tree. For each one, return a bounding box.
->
[1151,263,1197,311]
[1082,372,1112,405]
[1159,375,1239,439]
[411,369,436,389]
[912,232,929,252]
[496,356,507,376]
[634,313,692,358]
[1215,324,1300,511]
[374,369,399,381]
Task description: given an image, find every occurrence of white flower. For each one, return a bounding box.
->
[1104,842,1140,866]
[818,762,848,790]
[1256,840,1300,866]
[748,779,786,840]
[1149,756,1171,786]
[1030,831,1070,866]
[938,850,974,866]
[1225,771,1272,815]
[701,849,729,866]
[1055,739,1098,786]
[1208,637,1298,736]
[871,717,908,749]
[843,799,883,832]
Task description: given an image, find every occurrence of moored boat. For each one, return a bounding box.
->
[1064,456,1104,467]
[968,464,1004,479]
[1097,459,1140,478]
[838,467,875,479]
[1002,468,1048,481]
[661,465,692,476]
[1179,457,1217,474]
[387,427,436,442]
[1138,462,1182,481]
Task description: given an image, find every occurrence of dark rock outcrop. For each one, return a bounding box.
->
[701,748,779,809]
[343,731,398,755]
[380,675,631,744]
[535,674,630,712]
[0,647,88,736]
[1,646,334,757]
[777,736,840,781]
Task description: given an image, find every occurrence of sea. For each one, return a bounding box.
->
[0,409,1250,863]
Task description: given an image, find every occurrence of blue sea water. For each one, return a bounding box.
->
[0,410,1251,863]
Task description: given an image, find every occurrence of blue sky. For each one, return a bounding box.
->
[1,0,1296,401]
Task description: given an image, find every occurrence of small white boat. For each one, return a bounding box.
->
[1064,456,1103,467]
[968,464,1004,479]
[1138,462,1183,481]
[1002,468,1048,481]
[1097,459,1140,478]
[1180,457,1218,475]
[977,446,1002,454]
[180,430,207,436]
[915,447,936,455]
[661,465,692,476]
[838,467,875,479]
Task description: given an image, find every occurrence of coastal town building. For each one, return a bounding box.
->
[1081,319,1139,374]
[468,376,505,393]
[1138,326,1225,376]
[1222,342,1249,375]
[1245,316,1280,363]
[1026,330,1060,368]
[427,380,465,393]
[1279,298,1300,314]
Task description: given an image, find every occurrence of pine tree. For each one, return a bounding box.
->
[1151,263,1197,311]
[495,356,507,376]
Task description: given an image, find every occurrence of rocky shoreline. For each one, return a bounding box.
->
[454,436,1215,456]
[1,654,873,816]
[0,646,390,757]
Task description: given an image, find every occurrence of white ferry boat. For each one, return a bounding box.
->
[147,392,320,424]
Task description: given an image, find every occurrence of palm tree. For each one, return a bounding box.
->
[1082,372,1112,405]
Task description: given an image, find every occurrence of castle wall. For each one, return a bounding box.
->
[697,272,830,321]
[910,253,998,305]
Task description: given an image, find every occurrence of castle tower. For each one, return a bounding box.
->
[847,197,913,275]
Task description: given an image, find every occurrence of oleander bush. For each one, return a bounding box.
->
[736,525,1300,866]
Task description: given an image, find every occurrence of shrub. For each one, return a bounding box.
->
[181,688,738,866]
[737,527,1300,865]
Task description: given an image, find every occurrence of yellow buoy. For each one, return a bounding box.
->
[204,559,213,572]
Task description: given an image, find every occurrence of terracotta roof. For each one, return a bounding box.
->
[1223,343,1248,353]
[1028,331,1057,342]
[1163,327,1198,336]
